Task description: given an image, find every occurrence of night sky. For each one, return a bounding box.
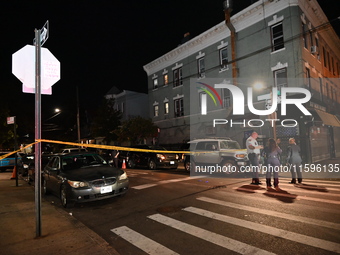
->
[0,0,339,122]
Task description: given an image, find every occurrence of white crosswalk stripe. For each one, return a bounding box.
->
[147,214,276,255]
[111,179,340,254]
[196,196,340,230]
[111,226,179,255]
[183,207,340,253]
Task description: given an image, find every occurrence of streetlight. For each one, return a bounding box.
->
[43,108,61,122]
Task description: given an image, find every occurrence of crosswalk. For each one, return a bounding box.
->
[111,177,340,254]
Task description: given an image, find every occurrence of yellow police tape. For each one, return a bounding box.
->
[0,139,190,160]
[0,142,39,160]
[38,139,191,154]
[0,139,246,161]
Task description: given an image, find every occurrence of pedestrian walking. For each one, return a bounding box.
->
[286,138,303,184]
[111,149,120,168]
[265,138,282,191]
[246,131,263,185]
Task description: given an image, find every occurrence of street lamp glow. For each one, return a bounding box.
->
[55,108,60,113]
[254,82,265,90]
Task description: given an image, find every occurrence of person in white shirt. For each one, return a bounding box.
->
[246,131,263,185]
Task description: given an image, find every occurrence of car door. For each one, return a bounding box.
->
[194,141,220,164]
[44,156,61,194]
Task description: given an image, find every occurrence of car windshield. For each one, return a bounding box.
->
[220,141,241,149]
[62,154,108,170]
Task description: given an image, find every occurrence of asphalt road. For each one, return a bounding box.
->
[42,167,340,255]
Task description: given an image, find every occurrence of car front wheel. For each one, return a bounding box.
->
[60,185,73,208]
[127,159,135,169]
[43,179,49,195]
[184,160,195,172]
[148,160,157,170]
[221,159,237,175]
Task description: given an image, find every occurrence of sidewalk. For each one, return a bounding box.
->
[0,171,120,255]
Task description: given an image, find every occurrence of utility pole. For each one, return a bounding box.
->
[223,0,237,86]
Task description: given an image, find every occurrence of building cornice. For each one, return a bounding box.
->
[143,0,339,76]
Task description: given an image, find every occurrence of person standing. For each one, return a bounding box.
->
[286,138,303,184]
[246,131,263,185]
[265,138,282,191]
[111,149,120,168]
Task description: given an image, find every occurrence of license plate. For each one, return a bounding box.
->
[170,161,175,165]
[101,186,112,194]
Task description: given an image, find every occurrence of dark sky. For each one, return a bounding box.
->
[0,0,339,118]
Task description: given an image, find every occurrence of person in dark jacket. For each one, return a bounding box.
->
[111,149,120,168]
[286,138,303,184]
[265,138,282,191]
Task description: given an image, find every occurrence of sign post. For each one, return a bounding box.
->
[34,27,42,238]
[12,20,60,238]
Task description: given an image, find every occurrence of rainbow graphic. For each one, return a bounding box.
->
[196,82,223,106]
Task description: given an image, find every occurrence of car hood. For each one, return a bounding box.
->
[60,166,123,181]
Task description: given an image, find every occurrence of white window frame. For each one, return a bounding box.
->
[274,68,287,93]
[197,58,205,78]
[219,47,228,70]
[174,97,184,117]
[271,22,284,52]
[173,67,183,87]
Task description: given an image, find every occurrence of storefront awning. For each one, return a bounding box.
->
[315,109,340,127]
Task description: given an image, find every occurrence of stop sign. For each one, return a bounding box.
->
[12,45,60,95]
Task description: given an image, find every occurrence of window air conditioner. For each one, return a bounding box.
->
[311,45,318,54]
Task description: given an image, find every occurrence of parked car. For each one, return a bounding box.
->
[0,152,23,172]
[183,138,249,173]
[123,145,179,170]
[61,148,88,153]
[22,153,54,183]
[42,152,129,208]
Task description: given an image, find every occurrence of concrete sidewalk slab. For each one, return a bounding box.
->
[0,172,120,255]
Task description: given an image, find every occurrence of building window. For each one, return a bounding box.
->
[319,77,323,102]
[223,89,231,108]
[219,47,228,69]
[302,22,308,49]
[174,98,184,117]
[309,28,314,49]
[271,22,284,51]
[173,68,183,87]
[163,74,168,86]
[326,83,329,99]
[327,52,331,71]
[164,102,169,114]
[198,58,205,78]
[121,102,124,113]
[274,68,287,93]
[306,68,311,90]
[153,78,158,89]
[154,105,159,117]
[323,47,327,68]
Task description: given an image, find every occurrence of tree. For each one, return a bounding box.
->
[91,98,122,144]
[115,116,158,145]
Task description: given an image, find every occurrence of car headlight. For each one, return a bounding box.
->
[119,172,128,181]
[235,154,246,158]
[156,154,166,160]
[68,180,89,188]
